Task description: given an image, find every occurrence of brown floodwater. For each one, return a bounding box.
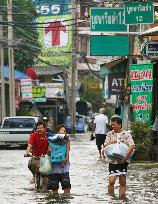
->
[0,133,158,204]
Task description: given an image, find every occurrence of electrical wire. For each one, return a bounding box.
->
[1,17,87,25]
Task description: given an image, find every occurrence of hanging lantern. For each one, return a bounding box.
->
[25,67,38,80]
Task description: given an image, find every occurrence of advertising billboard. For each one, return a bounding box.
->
[33,0,72,67]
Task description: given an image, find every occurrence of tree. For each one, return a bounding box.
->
[0,0,39,71]
[79,74,103,112]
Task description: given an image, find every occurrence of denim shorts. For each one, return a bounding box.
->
[47,172,71,190]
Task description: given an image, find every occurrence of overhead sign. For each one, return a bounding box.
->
[141,41,158,60]
[90,36,129,56]
[124,2,154,24]
[130,64,153,123]
[90,8,128,32]
[108,73,126,95]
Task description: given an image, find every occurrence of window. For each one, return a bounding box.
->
[3,118,36,128]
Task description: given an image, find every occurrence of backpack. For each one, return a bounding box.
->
[48,140,66,163]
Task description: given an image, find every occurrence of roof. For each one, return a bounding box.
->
[141,26,158,36]
[33,66,66,75]
[77,62,100,71]
[100,58,125,68]
[0,66,28,80]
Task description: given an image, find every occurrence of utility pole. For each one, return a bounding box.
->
[122,25,135,130]
[7,0,16,116]
[0,14,6,120]
[71,0,77,133]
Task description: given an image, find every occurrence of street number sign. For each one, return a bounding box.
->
[90,8,128,32]
[124,2,154,24]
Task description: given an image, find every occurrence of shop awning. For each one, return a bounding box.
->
[0,66,28,80]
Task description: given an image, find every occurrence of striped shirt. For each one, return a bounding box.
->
[104,130,135,164]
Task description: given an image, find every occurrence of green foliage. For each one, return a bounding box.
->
[79,74,103,112]
[1,0,39,71]
[131,122,152,153]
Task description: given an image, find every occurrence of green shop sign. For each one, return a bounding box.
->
[32,86,46,102]
[130,64,153,123]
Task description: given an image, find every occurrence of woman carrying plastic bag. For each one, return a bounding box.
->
[103,117,135,199]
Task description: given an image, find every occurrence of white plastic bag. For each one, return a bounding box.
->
[105,142,129,160]
[39,155,52,176]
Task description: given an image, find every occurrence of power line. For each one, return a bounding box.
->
[1,16,88,25]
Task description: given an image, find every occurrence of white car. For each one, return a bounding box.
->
[0,116,38,148]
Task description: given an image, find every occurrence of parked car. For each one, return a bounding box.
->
[0,116,38,148]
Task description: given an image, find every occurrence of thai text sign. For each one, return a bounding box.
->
[124,2,154,24]
[90,8,128,32]
[130,64,153,123]
[20,78,33,101]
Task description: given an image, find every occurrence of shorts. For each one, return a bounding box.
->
[109,162,128,177]
[96,134,106,150]
[47,172,71,190]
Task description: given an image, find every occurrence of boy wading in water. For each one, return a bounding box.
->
[47,124,71,194]
[104,117,135,199]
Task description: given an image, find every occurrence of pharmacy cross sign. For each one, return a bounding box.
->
[124,2,154,24]
[45,21,67,47]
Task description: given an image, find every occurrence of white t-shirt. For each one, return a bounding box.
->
[94,114,109,134]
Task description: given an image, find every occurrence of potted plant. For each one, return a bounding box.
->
[130,122,152,160]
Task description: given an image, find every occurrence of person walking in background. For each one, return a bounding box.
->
[104,117,135,199]
[92,108,109,160]
[57,108,65,125]
[43,117,54,133]
[33,111,42,120]
[48,117,55,132]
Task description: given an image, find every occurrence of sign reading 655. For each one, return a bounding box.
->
[36,5,61,15]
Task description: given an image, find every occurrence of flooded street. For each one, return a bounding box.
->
[0,133,158,203]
